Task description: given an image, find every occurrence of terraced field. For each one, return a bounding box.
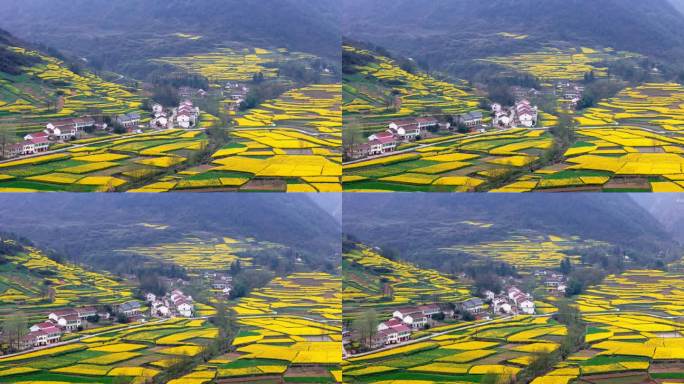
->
[343,128,556,192]
[529,269,684,384]
[501,83,684,192]
[0,129,209,192]
[343,245,471,319]
[439,234,609,271]
[479,47,639,81]
[0,239,134,324]
[114,236,258,277]
[0,46,144,136]
[154,47,316,83]
[0,317,219,384]
[172,84,342,192]
[343,44,484,136]
[225,272,342,383]
[0,83,342,192]
[343,316,567,383]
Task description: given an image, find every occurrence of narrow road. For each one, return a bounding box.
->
[0,310,339,361]
[0,317,173,360]
[343,127,519,166]
[343,123,677,167]
[0,128,206,165]
[345,307,684,360]
[347,315,514,359]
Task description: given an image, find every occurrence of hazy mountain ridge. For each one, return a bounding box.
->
[0,0,341,75]
[0,194,340,266]
[343,194,679,268]
[343,0,684,72]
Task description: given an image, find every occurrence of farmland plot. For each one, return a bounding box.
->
[0,129,208,192]
[343,128,554,192]
[0,240,134,319]
[343,45,484,136]
[343,316,567,383]
[343,245,471,319]
[0,318,219,384]
[479,47,639,81]
[501,83,684,192]
[170,84,342,192]
[439,234,609,270]
[0,46,144,136]
[225,272,342,383]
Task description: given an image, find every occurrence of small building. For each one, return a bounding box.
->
[117,301,142,317]
[455,111,484,128]
[515,100,538,128]
[56,314,82,332]
[459,298,486,316]
[418,304,442,319]
[116,113,141,129]
[519,299,535,314]
[45,125,78,141]
[402,312,428,330]
[492,297,512,314]
[76,307,97,320]
[367,132,397,155]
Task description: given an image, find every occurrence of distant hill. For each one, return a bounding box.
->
[0,235,133,315]
[670,0,684,14]
[0,194,340,270]
[343,0,684,72]
[343,194,679,269]
[631,194,684,243]
[0,0,341,75]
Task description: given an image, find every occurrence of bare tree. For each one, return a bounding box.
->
[3,312,28,352]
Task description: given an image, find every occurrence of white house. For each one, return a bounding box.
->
[519,299,535,314]
[177,301,193,317]
[146,293,157,302]
[401,312,428,330]
[177,113,191,129]
[515,100,538,128]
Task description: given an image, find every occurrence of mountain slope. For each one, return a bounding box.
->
[343,194,678,268]
[0,194,340,268]
[0,234,133,314]
[343,0,684,70]
[0,0,341,70]
[631,194,684,243]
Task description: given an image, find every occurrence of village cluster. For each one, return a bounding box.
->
[16,288,200,352]
[1,92,205,161]
[346,270,568,353]
[346,78,585,161]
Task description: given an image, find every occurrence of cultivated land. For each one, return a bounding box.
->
[343,128,556,192]
[479,47,639,82]
[0,46,144,137]
[0,241,134,323]
[0,43,342,192]
[228,272,342,383]
[342,233,684,383]
[343,245,470,320]
[343,45,484,137]
[342,41,684,192]
[503,82,684,192]
[0,129,208,192]
[0,317,219,384]
[343,315,566,383]
[439,234,609,270]
[195,84,342,193]
[115,236,259,275]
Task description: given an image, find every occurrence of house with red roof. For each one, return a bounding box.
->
[367,131,397,155]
